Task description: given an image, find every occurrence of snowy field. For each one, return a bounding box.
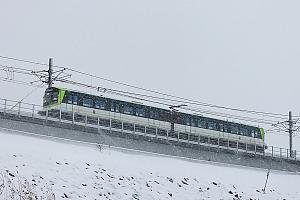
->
[0,129,299,200]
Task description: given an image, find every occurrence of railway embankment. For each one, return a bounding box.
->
[0,112,299,173]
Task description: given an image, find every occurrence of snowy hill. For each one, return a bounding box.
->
[0,129,299,200]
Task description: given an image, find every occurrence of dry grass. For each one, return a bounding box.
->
[0,170,55,200]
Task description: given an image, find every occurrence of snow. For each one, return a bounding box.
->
[0,129,299,200]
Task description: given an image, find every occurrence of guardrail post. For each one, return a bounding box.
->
[271,146,274,158]
[133,123,136,134]
[18,102,21,117]
[97,117,100,132]
[166,130,169,141]
[32,104,35,118]
[227,139,229,150]
[177,131,179,141]
[72,109,74,124]
[254,144,257,155]
[217,137,220,150]
[109,119,112,132]
[121,121,123,132]
[144,126,147,136]
[85,114,87,128]
[237,141,239,153]
[155,127,157,138]
[46,107,48,121]
[4,99,7,114]
[280,148,282,158]
[59,104,62,122]
[246,143,248,153]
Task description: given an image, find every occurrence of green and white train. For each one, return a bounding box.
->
[42,87,266,153]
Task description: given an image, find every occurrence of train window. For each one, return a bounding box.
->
[67,95,77,105]
[159,110,169,121]
[149,109,158,120]
[111,102,114,111]
[43,89,58,106]
[231,125,239,134]
[52,92,58,102]
[115,103,120,113]
[186,117,191,126]
[124,105,134,115]
[258,131,262,139]
[136,108,145,117]
[73,96,78,105]
[224,124,229,133]
[191,118,196,127]
[95,100,106,110]
[68,95,73,104]
[254,130,260,138]
[198,118,206,128]
[219,123,224,132]
[251,129,255,137]
[83,98,93,108]
[240,127,249,136]
[208,121,217,130]
[173,114,183,124]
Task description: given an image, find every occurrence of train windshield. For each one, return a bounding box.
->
[43,88,59,107]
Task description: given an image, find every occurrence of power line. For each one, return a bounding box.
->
[0,65,297,136]
[93,86,287,120]
[0,64,33,73]
[60,66,289,118]
[0,55,48,67]
[55,79,281,124]
[0,55,295,118]
[0,77,46,88]
[57,79,278,126]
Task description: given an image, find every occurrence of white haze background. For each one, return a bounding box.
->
[0,0,300,150]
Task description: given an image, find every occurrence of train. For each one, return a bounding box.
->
[42,87,266,153]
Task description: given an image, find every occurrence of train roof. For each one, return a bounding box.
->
[46,87,261,130]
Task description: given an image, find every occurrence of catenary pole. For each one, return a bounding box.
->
[48,58,53,88]
[289,111,293,157]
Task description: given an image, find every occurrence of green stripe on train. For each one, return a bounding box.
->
[47,88,65,108]
[58,88,65,104]
[260,128,265,141]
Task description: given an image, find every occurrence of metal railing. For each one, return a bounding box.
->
[0,98,298,162]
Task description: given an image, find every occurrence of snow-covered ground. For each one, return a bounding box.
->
[0,129,299,200]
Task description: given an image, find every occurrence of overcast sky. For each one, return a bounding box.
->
[1,0,300,150]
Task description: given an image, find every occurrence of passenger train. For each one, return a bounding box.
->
[42,87,266,153]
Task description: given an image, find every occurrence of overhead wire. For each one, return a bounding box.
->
[57,79,278,126]
[93,86,287,120]
[58,66,290,117]
[0,77,45,88]
[0,58,298,137]
[0,55,48,67]
[9,83,45,110]
[0,55,297,119]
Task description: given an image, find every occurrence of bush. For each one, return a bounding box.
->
[0,170,55,200]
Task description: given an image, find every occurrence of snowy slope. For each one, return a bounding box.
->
[0,129,299,200]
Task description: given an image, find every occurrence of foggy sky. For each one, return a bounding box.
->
[1,0,300,150]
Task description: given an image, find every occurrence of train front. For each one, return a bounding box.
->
[39,87,65,116]
[43,87,62,108]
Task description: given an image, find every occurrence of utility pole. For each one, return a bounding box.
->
[48,58,53,88]
[263,169,270,193]
[169,104,187,133]
[272,111,300,158]
[32,57,71,88]
[289,111,293,157]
